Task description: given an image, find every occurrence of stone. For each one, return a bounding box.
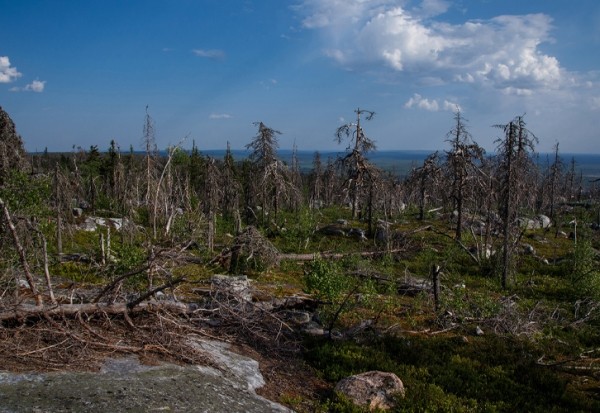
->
[211,274,252,301]
[0,343,292,412]
[348,227,367,241]
[335,371,405,411]
[283,310,312,325]
[72,207,83,217]
[318,224,346,237]
[81,217,97,232]
[522,243,536,255]
[302,321,325,337]
[517,218,538,230]
[475,326,484,336]
[537,214,552,229]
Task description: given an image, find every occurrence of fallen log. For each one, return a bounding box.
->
[0,301,191,322]
[279,248,407,262]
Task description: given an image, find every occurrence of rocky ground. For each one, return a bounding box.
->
[0,334,325,413]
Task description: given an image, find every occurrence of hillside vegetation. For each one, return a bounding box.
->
[1,106,599,412]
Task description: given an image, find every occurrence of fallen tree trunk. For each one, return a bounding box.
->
[279,248,407,262]
[0,301,191,322]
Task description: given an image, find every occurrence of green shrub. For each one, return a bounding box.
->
[569,237,600,300]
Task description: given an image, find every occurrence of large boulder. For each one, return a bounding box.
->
[334,371,405,411]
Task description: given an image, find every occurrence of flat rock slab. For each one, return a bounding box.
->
[0,341,292,413]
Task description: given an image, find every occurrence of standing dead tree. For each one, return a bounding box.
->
[495,115,538,289]
[406,152,442,221]
[142,106,158,208]
[444,110,485,240]
[336,108,379,225]
[245,122,295,228]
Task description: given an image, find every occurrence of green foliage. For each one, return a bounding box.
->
[0,170,52,216]
[304,258,377,333]
[441,285,502,320]
[304,259,348,303]
[110,240,146,274]
[568,236,600,300]
[275,208,318,253]
[305,334,599,412]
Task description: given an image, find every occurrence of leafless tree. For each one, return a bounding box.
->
[494,115,538,289]
[444,110,485,240]
[335,108,378,221]
[142,106,158,207]
[406,152,442,221]
[245,122,293,227]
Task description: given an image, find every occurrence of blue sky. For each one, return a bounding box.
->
[1,0,599,154]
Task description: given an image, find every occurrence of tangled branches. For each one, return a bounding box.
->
[0,310,213,373]
[195,276,301,353]
[228,226,280,273]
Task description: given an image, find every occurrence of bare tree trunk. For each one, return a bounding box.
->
[0,198,43,306]
[25,219,57,305]
[54,164,63,256]
[431,264,441,312]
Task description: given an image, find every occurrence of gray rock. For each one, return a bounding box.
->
[335,371,405,411]
[72,207,83,217]
[318,225,346,237]
[522,243,536,255]
[348,228,367,241]
[283,310,312,325]
[0,342,293,413]
[211,274,252,301]
[537,214,552,229]
[302,321,325,337]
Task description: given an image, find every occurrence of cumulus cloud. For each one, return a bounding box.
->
[192,49,226,59]
[0,56,22,83]
[404,93,459,111]
[296,1,563,93]
[25,80,46,92]
[209,113,232,119]
[9,79,46,93]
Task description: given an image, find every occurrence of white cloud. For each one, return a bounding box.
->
[192,49,226,59]
[404,93,459,112]
[591,96,600,111]
[25,80,46,92]
[404,93,438,111]
[209,113,232,119]
[412,0,450,19]
[0,56,22,83]
[296,1,564,93]
[9,79,46,93]
[443,100,461,112]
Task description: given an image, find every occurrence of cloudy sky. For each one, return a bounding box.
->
[1,0,599,153]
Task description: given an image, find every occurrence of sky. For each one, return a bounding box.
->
[1,0,599,154]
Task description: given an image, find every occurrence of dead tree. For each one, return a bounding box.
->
[406,152,442,221]
[444,110,485,240]
[494,115,538,289]
[245,122,293,227]
[335,108,377,220]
